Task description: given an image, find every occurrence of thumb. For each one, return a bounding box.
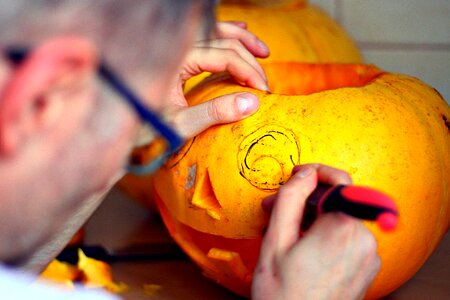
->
[262,166,318,256]
[171,92,259,138]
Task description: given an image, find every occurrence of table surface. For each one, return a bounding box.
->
[84,188,450,300]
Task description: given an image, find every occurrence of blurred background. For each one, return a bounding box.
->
[310,0,450,103]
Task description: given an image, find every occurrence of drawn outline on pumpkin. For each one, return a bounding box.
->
[168,137,196,169]
[238,125,300,190]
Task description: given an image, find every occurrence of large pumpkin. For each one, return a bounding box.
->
[118,0,363,202]
[153,62,450,299]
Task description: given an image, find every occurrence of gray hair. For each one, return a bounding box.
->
[0,0,216,79]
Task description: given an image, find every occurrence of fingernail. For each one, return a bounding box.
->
[234,21,247,29]
[258,39,269,55]
[257,81,270,92]
[236,93,259,115]
[295,166,313,178]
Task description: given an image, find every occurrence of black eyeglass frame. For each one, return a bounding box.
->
[4,47,184,175]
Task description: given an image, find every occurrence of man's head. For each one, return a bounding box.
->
[0,0,215,268]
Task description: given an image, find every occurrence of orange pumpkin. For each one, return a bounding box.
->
[119,0,363,200]
[154,62,450,299]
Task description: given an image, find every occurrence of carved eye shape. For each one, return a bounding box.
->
[191,168,223,220]
[238,125,300,190]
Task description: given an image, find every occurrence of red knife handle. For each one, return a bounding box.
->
[301,184,398,232]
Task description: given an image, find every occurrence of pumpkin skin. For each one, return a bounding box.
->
[217,1,362,64]
[154,62,450,299]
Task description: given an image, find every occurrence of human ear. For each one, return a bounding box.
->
[0,37,97,155]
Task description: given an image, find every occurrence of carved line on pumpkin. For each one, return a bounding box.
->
[167,137,196,168]
[191,168,223,220]
[238,125,300,190]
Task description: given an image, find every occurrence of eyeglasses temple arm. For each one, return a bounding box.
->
[5,47,28,65]
[98,64,184,153]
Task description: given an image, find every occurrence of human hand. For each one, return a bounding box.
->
[162,21,270,138]
[252,164,381,300]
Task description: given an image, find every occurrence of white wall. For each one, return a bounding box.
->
[311,0,450,104]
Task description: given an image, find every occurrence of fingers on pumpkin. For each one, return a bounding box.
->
[262,166,317,256]
[214,21,270,59]
[185,47,269,91]
[198,38,267,82]
[171,92,260,138]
